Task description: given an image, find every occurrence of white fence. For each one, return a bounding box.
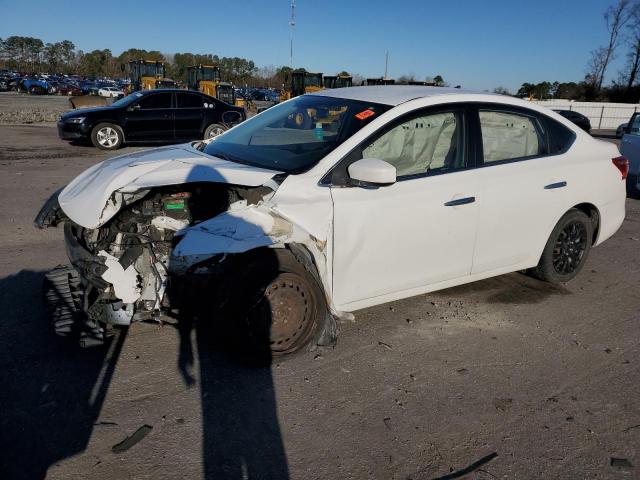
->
[531,100,640,129]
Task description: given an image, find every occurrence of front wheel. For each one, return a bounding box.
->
[204,123,227,139]
[215,249,329,363]
[531,209,593,284]
[91,123,123,150]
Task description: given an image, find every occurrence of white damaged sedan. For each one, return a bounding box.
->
[36,86,627,357]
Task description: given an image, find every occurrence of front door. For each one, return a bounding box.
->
[330,106,479,309]
[124,92,173,140]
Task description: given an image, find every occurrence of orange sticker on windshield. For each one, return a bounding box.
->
[355,109,375,120]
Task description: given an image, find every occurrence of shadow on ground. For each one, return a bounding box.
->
[0,266,288,479]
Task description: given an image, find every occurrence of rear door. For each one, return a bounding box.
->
[123,92,173,140]
[471,105,576,274]
[174,92,206,139]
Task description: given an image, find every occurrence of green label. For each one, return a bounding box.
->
[165,201,185,210]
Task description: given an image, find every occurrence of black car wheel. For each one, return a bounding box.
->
[91,123,123,150]
[531,209,593,284]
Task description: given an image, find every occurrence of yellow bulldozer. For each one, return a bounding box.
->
[186,65,237,106]
[282,70,324,100]
[128,59,177,91]
[323,74,353,89]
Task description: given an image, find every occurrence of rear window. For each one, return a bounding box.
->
[177,93,203,108]
[138,93,171,109]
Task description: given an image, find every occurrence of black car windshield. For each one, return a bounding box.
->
[202,95,391,173]
[110,92,143,108]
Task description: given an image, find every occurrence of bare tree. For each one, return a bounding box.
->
[620,4,640,89]
[588,0,636,91]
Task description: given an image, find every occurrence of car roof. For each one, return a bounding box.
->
[310,85,498,106]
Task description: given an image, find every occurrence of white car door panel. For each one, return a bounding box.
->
[471,156,573,273]
[471,108,576,274]
[332,172,478,307]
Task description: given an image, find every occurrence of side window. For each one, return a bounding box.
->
[361,111,465,177]
[542,115,575,153]
[138,93,171,110]
[177,93,203,108]
[629,114,640,136]
[479,110,544,163]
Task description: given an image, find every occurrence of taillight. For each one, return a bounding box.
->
[612,156,629,180]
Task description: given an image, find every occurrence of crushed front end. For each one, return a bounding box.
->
[36,182,274,345]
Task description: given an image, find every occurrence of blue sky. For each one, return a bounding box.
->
[0,0,625,91]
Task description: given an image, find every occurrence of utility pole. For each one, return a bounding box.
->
[289,0,296,68]
[384,51,389,79]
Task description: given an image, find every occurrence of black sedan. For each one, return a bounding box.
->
[58,89,246,150]
[553,109,591,133]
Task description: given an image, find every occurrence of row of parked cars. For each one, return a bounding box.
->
[0,70,129,97]
[235,87,280,103]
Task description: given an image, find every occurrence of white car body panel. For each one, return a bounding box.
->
[54,87,627,316]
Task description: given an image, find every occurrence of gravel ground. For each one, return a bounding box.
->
[0,124,639,480]
[0,91,73,124]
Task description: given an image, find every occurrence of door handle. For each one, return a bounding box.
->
[444,196,475,206]
[544,181,567,189]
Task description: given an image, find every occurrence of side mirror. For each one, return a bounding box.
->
[128,104,141,111]
[348,158,396,187]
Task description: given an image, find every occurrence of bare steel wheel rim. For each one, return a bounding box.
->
[552,221,587,275]
[96,127,118,148]
[248,272,315,354]
[208,126,225,138]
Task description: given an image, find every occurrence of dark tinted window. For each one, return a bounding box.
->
[138,93,171,109]
[177,92,203,108]
[542,116,576,153]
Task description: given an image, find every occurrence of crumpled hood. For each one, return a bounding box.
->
[58,144,283,229]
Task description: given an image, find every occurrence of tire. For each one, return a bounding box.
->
[204,123,227,139]
[91,123,123,150]
[214,248,329,364]
[531,209,593,284]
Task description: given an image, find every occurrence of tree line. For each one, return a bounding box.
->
[0,36,284,86]
[503,0,640,102]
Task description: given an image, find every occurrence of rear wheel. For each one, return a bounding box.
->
[531,209,593,284]
[204,123,226,139]
[91,123,123,150]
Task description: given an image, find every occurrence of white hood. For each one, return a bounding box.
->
[58,144,283,228]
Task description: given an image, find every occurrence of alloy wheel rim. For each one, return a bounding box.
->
[97,127,118,147]
[208,127,225,138]
[552,221,587,275]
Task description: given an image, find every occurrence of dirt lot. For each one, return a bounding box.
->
[0,124,639,480]
[0,91,72,124]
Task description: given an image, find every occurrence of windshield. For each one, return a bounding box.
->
[202,95,391,173]
[111,92,143,108]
